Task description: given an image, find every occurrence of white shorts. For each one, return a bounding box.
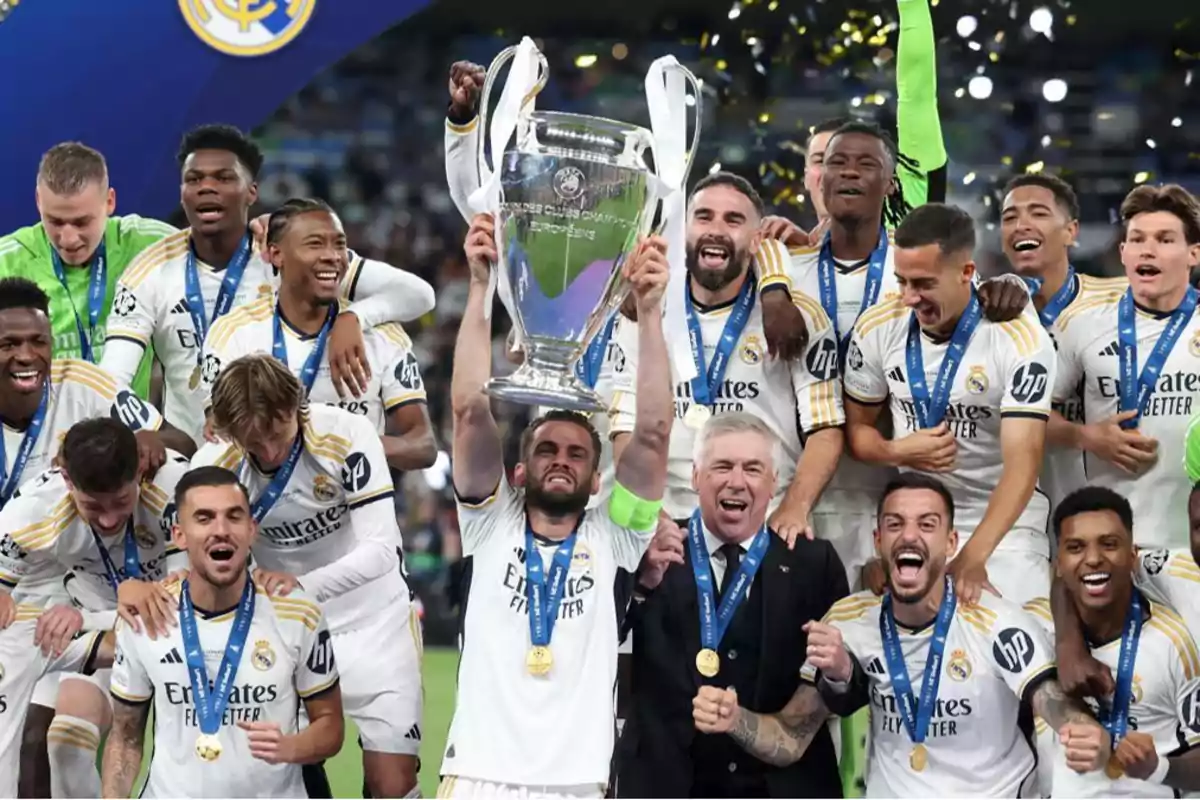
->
[811,506,876,591]
[32,671,61,708]
[986,549,1051,607]
[332,602,423,755]
[437,776,605,800]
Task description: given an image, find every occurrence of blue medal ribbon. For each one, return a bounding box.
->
[50,240,107,362]
[90,518,143,596]
[524,521,579,650]
[684,276,756,406]
[272,303,336,397]
[686,509,769,656]
[0,384,48,507]
[1023,267,1079,328]
[184,232,253,367]
[575,311,619,390]
[905,290,983,429]
[179,576,256,739]
[1117,286,1198,430]
[243,432,305,524]
[879,574,957,752]
[818,227,889,363]
[1102,590,1143,752]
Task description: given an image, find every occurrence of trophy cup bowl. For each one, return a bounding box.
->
[474,44,700,413]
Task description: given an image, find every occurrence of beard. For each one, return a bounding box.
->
[525,475,592,517]
[686,236,751,292]
[885,554,946,604]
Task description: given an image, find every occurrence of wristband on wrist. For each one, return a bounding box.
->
[1149,755,1170,785]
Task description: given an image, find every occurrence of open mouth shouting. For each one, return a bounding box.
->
[207,540,237,565]
[8,367,44,393]
[891,546,927,588]
[697,240,732,271]
[1009,236,1044,265]
[1079,571,1111,598]
[1131,263,1162,281]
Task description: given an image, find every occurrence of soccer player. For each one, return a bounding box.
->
[755,124,1029,592]
[1027,487,1200,797]
[0,608,112,799]
[0,142,175,398]
[439,214,668,798]
[0,417,189,797]
[192,353,420,798]
[999,174,1128,514]
[102,466,343,798]
[693,473,1108,796]
[1047,184,1200,550]
[843,203,1056,607]
[609,171,845,544]
[100,124,436,444]
[199,198,437,472]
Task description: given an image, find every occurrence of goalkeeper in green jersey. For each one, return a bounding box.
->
[0,143,173,399]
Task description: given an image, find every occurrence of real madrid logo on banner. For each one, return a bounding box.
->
[179,0,316,57]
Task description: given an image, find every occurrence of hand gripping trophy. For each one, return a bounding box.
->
[466,37,701,411]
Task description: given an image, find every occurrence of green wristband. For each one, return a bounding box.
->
[608,481,662,532]
[1185,414,1200,483]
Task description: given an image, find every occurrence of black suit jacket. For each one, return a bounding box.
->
[616,532,849,798]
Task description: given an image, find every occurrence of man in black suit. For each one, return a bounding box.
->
[616,412,848,798]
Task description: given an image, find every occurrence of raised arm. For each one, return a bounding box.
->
[446,60,486,222]
[895,0,947,203]
[612,237,672,503]
[450,214,505,499]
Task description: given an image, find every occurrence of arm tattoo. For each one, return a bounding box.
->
[101,701,149,799]
[1032,679,1093,730]
[726,685,830,767]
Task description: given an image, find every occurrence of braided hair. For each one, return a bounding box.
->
[826,120,914,229]
[266,197,336,245]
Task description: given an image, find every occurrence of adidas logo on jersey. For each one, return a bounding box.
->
[886,366,905,384]
[170,299,191,316]
[404,724,422,741]
[160,647,184,664]
[1097,341,1119,357]
[865,657,885,675]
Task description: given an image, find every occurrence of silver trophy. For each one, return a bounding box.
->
[476,44,701,412]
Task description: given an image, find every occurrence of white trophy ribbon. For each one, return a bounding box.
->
[468,36,541,329]
[644,56,696,384]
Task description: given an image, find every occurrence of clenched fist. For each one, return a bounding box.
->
[694,685,740,734]
[803,620,852,682]
[1059,720,1111,774]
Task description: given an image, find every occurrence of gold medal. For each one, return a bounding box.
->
[195,733,222,762]
[684,404,712,430]
[188,364,202,391]
[526,645,553,676]
[695,648,720,678]
[1105,755,1124,780]
[910,743,928,772]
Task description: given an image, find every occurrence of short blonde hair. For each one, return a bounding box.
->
[210,354,307,441]
[38,142,108,195]
[692,411,783,473]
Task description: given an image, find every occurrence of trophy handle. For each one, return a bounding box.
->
[476,44,551,187]
[662,62,704,186]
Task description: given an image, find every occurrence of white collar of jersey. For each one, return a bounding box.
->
[702,520,753,557]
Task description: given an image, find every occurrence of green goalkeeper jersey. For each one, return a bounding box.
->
[0,214,176,399]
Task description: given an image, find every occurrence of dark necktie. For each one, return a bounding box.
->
[718,542,741,600]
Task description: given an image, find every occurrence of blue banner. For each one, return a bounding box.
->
[0,0,431,228]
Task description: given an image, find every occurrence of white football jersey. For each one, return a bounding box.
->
[200,296,427,433]
[844,298,1056,555]
[1,359,163,508]
[444,478,653,787]
[759,237,902,505]
[0,458,188,620]
[109,582,339,799]
[1133,549,1200,637]
[609,269,844,521]
[1053,291,1200,550]
[1023,595,1200,798]
[802,590,1054,797]
[190,404,408,630]
[0,604,102,799]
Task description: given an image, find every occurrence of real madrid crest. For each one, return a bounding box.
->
[740,334,765,365]
[178,0,317,58]
[252,639,276,671]
[1132,674,1144,705]
[1190,329,1200,358]
[258,284,274,298]
[946,648,972,682]
[133,525,158,550]
[313,475,338,503]
[552,166,586,201]
[965,365,989,395]
[0,661,5,684]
